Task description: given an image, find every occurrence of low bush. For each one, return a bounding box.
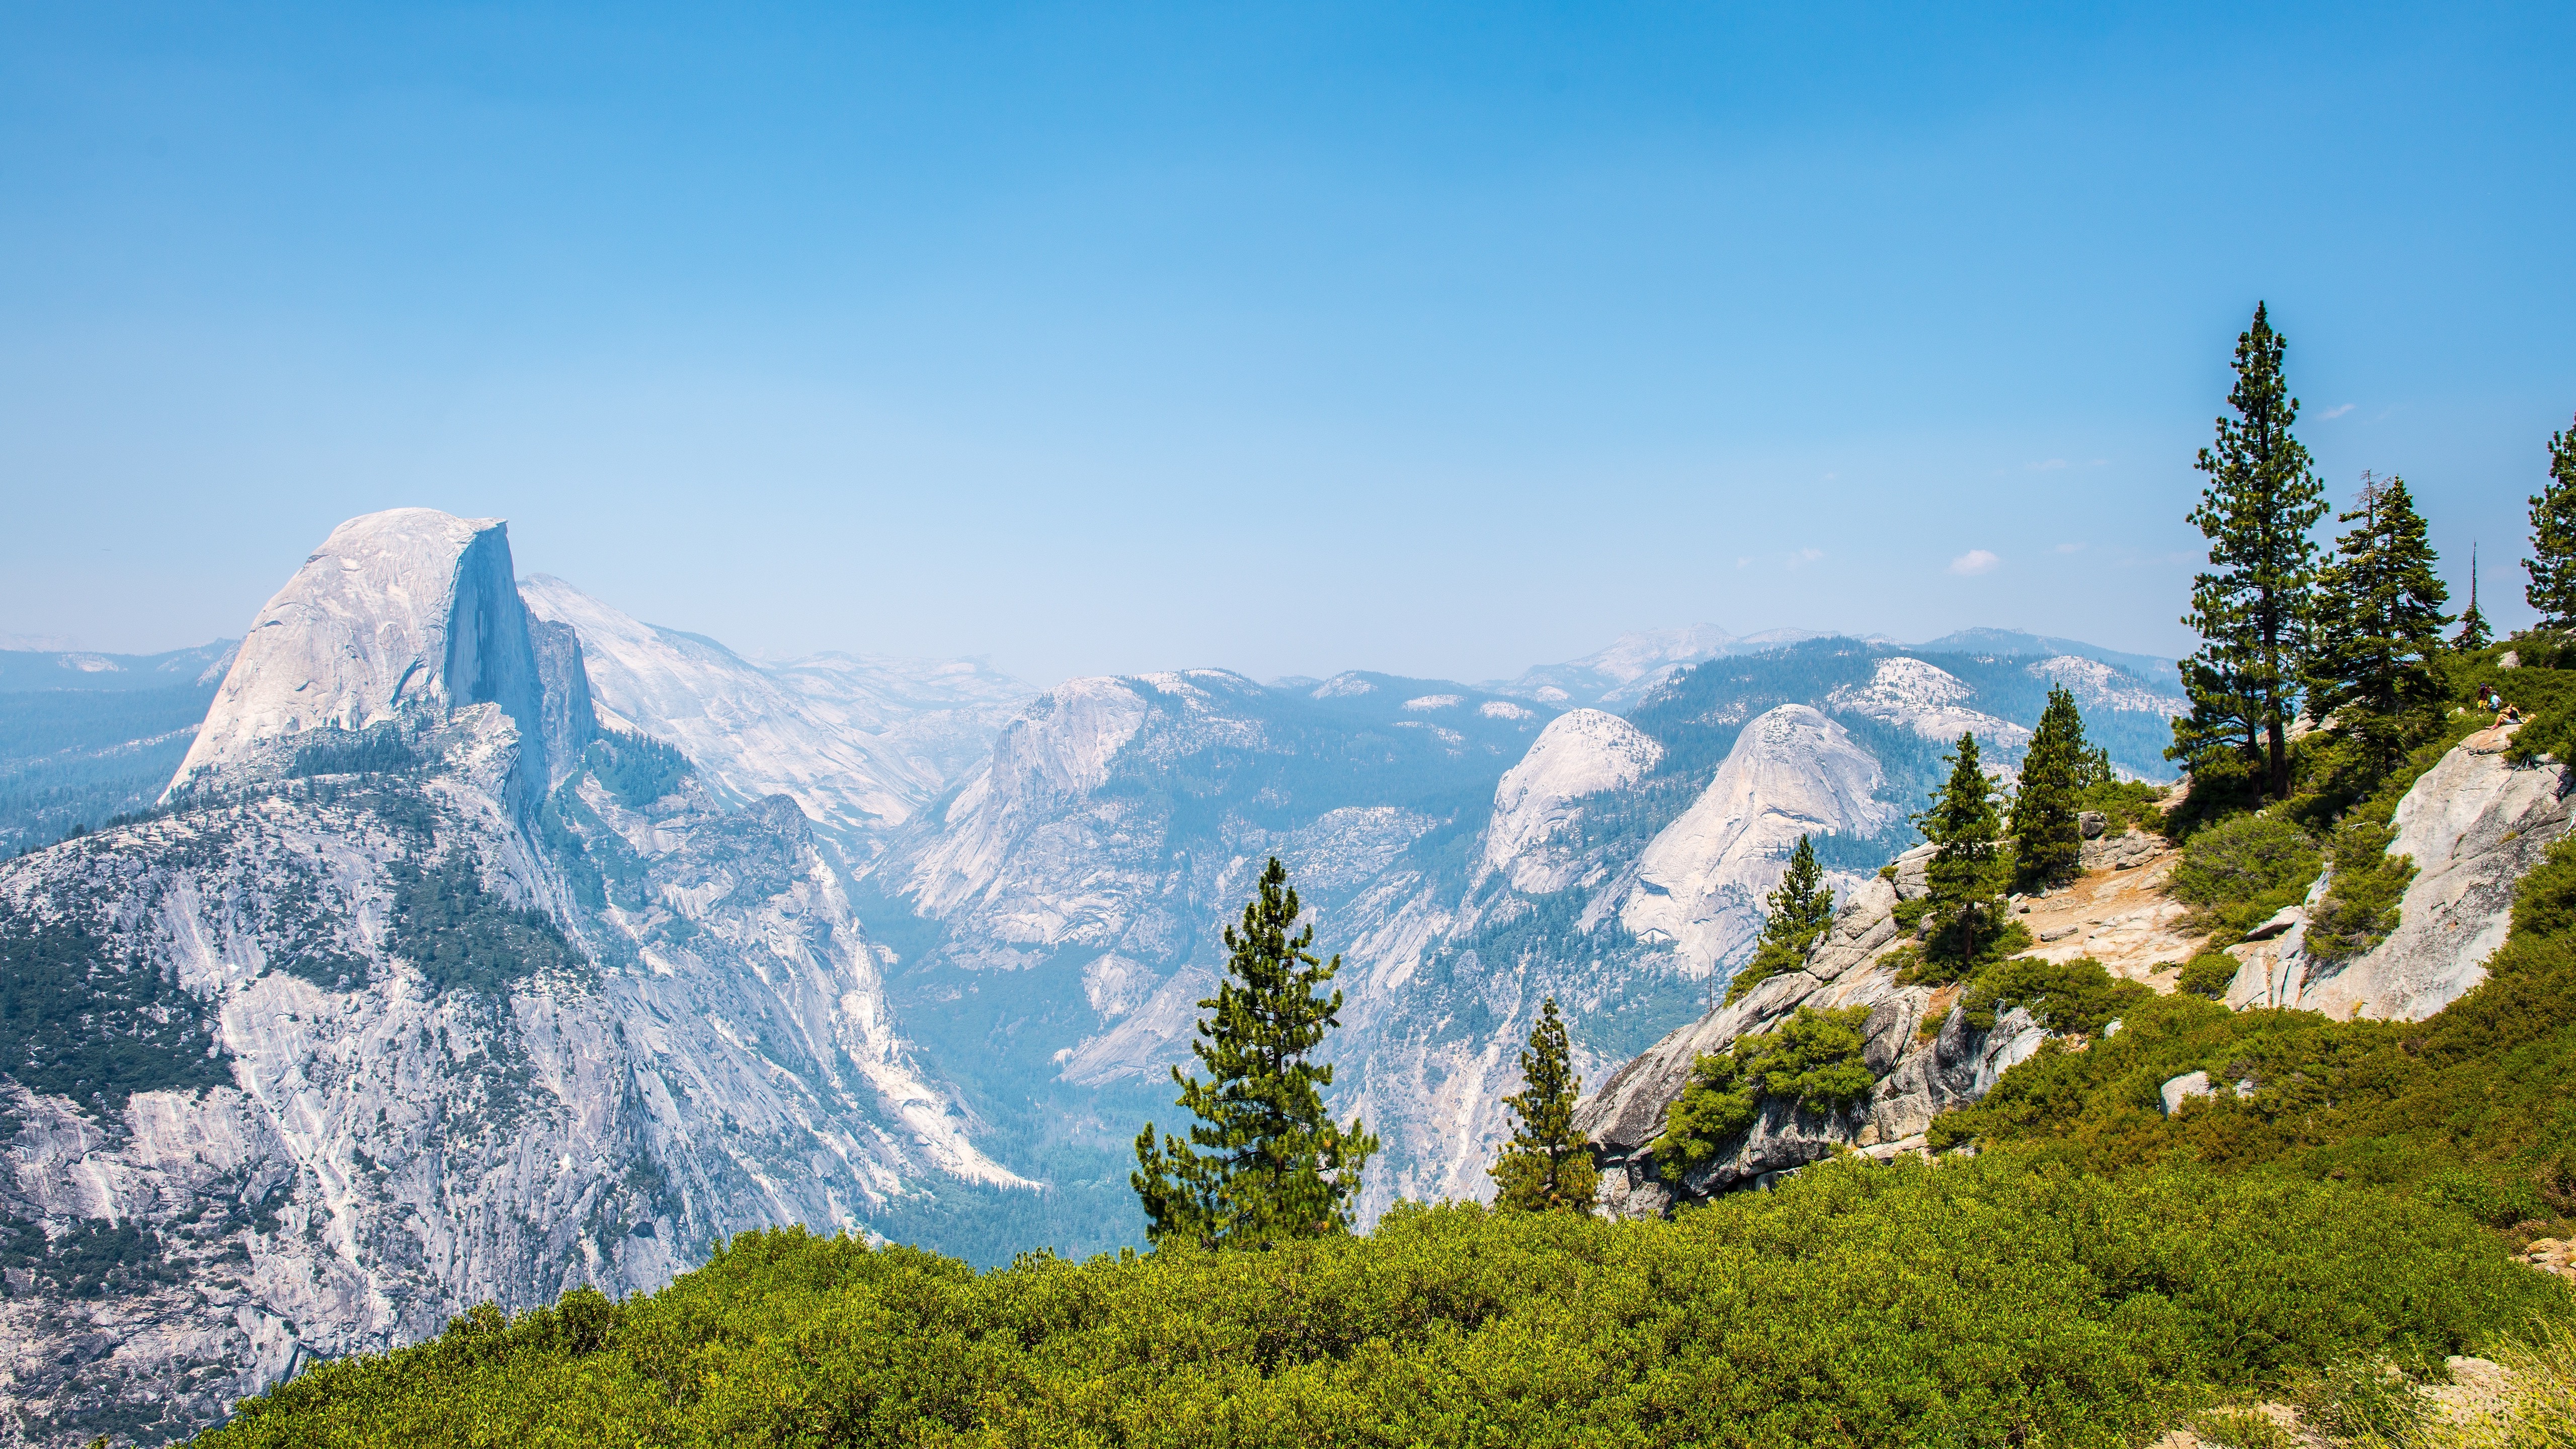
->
[1649,1004,1876,1176]
[2166,812,2322,948]
[194,1153,2567,1449]
[1929,834,2576,1208]
[1958,955,2150,1035]
[2178,951,2242,999]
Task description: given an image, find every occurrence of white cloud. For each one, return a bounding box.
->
[2054,542,2086,554]
[2028,458,2069,471]
[2319,403,2356,419]
[1787,547,1825,569]
[1949,549,2001,577]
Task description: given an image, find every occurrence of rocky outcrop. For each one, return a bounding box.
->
[1,513,1014,1448]
[1826,656,2032,750]
[171,510,553,798]
[2226,724,2572,1020]
[1483,710,1663,894]
[1618,704,1896,972]
[1577,863,2049,1218]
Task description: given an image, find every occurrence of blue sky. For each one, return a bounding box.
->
[4,3,2570,686]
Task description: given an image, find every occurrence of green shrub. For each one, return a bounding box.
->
[2177,952,2241,999]
[1929,833,2576,1199]
[2305,816,2417,964]
[1649,1005,1878,1177]
[1958,956,2150,1035]
[2167,812,2322,946]
[192,1154,2567,1449]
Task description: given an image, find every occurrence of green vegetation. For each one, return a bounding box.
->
[2526,409,2576,626]
[0,899,229,1112]
[1487,997,1596,1213]
[584,729,690,810]
[2304,474,2451,783]
[1958,955,2149,1035]
[2453,545,2492,652]
[2166,810,2322,947]
[2011,685,2091,889]
[2304,814,2416,964]
[194,1153,2563,1449]
[1723,833,1834,1005]
[287,725,421,779]
[0,1211,180,1299]
[387,852,587,998]
[2177,951,2242,999]
[1648,1004,1875,1177]
[1133,857,1379,1247]
[1915,732,2013,974]
[1927,827,2576,1217]
[2174,301,2328,803]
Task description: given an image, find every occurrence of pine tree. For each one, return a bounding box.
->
[2306,473,2451,781]
[1489,998,1598,1213]
[1919,733,2010,970]
[2529,412,2576,627]
[2176,302,2328,800]
[2010,685,2089,890]
[1132,857,1379,1248]
[1723,834,1837,1005]
[2453,544,2491,652]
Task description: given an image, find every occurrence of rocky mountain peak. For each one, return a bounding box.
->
[169,508,554,795]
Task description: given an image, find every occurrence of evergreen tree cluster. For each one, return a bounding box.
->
[2168,302,2576,804]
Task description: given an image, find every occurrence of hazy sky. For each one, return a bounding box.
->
[5,3,2571,687]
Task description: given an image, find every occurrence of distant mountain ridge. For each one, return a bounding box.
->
[1493,623,2179,707]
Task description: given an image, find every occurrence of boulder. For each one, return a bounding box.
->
[2239,905,2303,943]
[2159,1071,2218,1115]
[2078,811,2109,839]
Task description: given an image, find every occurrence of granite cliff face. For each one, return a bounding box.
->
[2226,723,2573,1021]
[0,512,1007,1448]
[170,511,550,800]
[518,575,1029,863]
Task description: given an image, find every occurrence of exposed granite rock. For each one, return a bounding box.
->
[2225,723,2572,1021]
[1576,863,2047,1216]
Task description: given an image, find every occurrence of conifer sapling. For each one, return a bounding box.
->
[1725,834,1837,1005]
[1133,857,1379,1248]
[1489,997,1598,1213]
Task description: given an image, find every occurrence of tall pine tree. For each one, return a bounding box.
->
[2529,411,2576,627]
[2010,685,2089,890]
[2306,473,2451,781]
[1133,857,1379,1248]
[2454,544,2491,652]
[1919,733,2010,971]
[2176,302,2327,801]
[1723,834,1837,1006]
[1489,998,1598,1213]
